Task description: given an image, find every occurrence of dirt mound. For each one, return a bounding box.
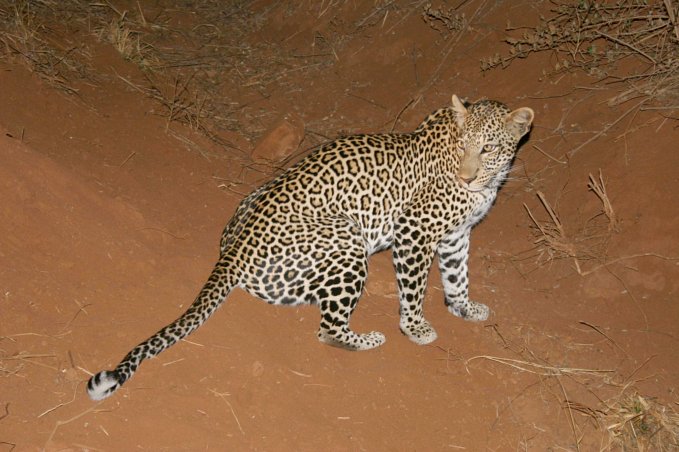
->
[1,130,148,260]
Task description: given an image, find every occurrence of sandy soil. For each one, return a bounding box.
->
[1,1,678,450]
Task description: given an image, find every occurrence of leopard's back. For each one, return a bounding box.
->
[225,131,437,255]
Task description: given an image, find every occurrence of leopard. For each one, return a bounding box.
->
[87,94,534,401]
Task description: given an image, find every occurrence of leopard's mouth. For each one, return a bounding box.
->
[457,177,486,192]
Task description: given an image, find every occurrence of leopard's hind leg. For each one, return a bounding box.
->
[315,247,386,351]
[316,264,386,350]
[310,225,385,351]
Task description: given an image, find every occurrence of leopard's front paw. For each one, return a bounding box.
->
[447,299,490,322]
[400,319,438,345]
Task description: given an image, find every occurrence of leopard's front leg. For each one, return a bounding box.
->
[392,184,452,345]
[437,229,490,322]
[393,216,438,345]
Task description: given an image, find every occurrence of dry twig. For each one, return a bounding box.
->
[482,1,679,111]
[588,170,618,232]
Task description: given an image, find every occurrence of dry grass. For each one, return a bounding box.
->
[0,1,335,145]
[599,393,679,451]
[96,14,156,69]
[0,1,483,151]
[421,3,466,35]
[524,170,617,275]
[465,325,679,451]
[1,0,468,190]
[0,0,88,93]
[522,169,678,278]
[588,170,618,233]
[482,0,679,110]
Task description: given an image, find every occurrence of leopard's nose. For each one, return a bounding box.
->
[460,175,477,184]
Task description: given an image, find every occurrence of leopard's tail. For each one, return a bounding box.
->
[87,260,238,401]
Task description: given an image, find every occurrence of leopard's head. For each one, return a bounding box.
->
[451,95,534,192]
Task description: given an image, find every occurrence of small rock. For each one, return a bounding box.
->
[252,360,264,377]
[251,113,305,162]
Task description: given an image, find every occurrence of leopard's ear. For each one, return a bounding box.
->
[505,107,534,139]
[451,94,467,128]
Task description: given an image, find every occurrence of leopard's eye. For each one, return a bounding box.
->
[481,143,498,153]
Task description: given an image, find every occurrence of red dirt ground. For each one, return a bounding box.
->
[1,1,678,450]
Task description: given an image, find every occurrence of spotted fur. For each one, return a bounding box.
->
[87,95,534,401]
